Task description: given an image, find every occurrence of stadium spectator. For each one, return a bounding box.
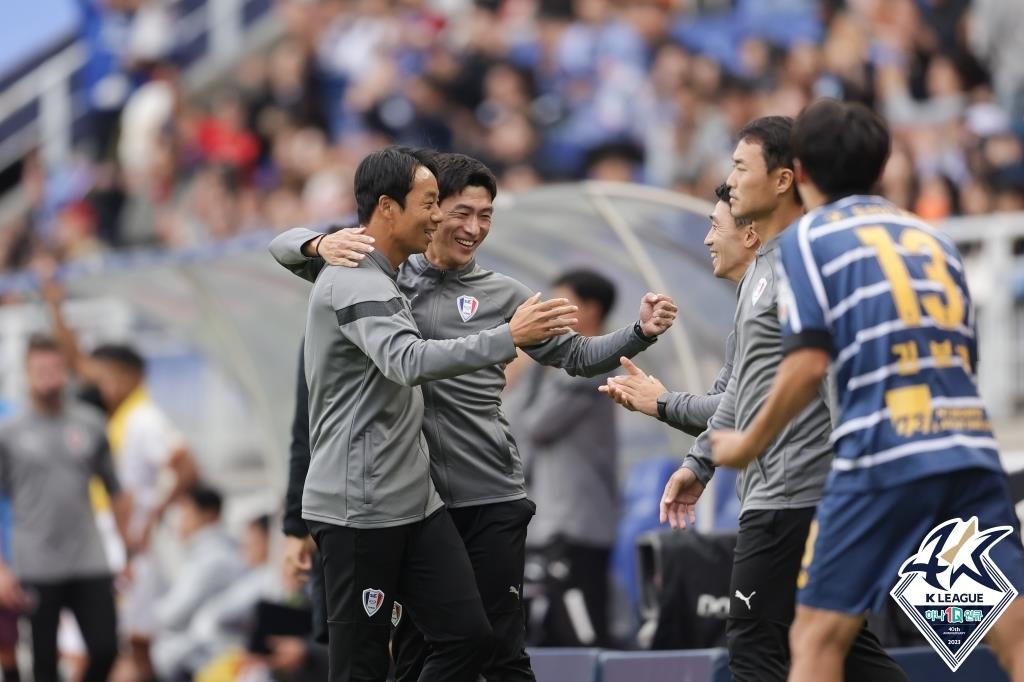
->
[152,514,273,677]
[0,336,129,682]
[150,483,247,680]
[2,0,1021,279]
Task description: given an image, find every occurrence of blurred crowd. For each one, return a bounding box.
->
[1,0,1023,276]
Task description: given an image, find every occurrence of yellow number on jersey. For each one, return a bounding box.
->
[855,226,965,330]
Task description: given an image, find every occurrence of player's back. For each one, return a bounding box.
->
[790,195,1003,492]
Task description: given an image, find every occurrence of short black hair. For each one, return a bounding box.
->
[91,343,145,373]
[553,269,617,320]
[737,115,795,172]
[792,99,891,201]
[26,334,60,357]
[250,514,271,534]
[714,183,730,203]
[353,146,440,225]
[434,153,498,202]
[185,483,223,516]
[713,183,753,228]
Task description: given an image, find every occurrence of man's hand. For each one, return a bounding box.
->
[638,293,678,338]
[598,357,667,417]
[509,293,578,347]
[312,227,376,267]
[0,567,26,610]
[710,429,760,470]
[283,535,316,588]
[660,467,705,530]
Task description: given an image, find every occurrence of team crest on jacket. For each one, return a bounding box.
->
[457,295,479,322]
[751,277,768,305]
[362,588,385,618]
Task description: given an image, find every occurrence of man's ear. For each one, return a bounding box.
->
[377,195,394,219]
[776,167,795,197]
[742,225,760,249]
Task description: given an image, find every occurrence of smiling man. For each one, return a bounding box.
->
[600,183,756,431]
[270,151,677,682]
[287,147,588,682]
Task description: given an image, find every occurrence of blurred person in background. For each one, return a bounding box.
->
[0,336,130,682]
[150,483,246,680]
[91,344,198,675]
[0,398,16,682]
[41,276,199,682]
[600,183,758,433]
[153,514,273,679]
[513,268,622,648]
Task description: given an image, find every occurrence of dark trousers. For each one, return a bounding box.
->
[24,576,118,682]
[393,498,536,682]
[530,539,611,648]
[726,508,908,682]
[309,509,493,682]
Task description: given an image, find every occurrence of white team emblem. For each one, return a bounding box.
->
[391,601,403,627]
[734,590,756,610]
[362,588,385,618]
[456,295,479,322]
[751,277,768,305]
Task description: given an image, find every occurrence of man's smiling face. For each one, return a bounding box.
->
[425,185,494,270]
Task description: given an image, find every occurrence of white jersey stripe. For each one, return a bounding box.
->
[831,434,999,471]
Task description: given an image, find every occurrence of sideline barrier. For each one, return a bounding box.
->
[529,648,601,682]
[526,645,1008,682]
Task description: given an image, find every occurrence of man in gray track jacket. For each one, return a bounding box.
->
[600,183,756,435]
[291,147,590,682]
[658,119,906,682]
[270,152,677,682]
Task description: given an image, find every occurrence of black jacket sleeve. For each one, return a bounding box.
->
[283,342,311,537]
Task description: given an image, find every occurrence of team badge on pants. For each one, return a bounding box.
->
[391,601,403,627]
[890,517,1018,671]
[362,588,385,618]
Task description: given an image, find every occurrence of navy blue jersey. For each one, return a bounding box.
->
[775,195,1003,492]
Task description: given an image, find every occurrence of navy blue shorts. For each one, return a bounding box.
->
[797,468,1024,614]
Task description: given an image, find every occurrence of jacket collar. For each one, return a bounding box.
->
[366,250,400,280]
[406,253,478,279]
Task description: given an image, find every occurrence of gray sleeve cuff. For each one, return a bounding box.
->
[680,451,715,487]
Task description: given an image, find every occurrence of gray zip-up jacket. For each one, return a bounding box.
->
[271,227,656,507]
[658,332,734,436]
[301,249,518,528]
[681,237,832,513]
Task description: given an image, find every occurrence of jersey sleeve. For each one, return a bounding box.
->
[776,227,833,356]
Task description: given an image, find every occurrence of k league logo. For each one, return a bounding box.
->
[890,517,1018,671]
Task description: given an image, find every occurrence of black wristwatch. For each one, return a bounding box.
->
[656,393,669,421]
[634,321,657,343]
